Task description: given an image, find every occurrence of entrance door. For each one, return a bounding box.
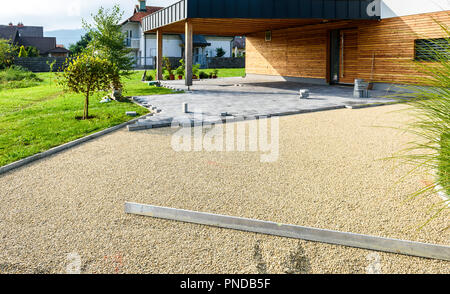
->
[329,29,359,84]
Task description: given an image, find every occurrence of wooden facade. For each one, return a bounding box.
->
[246,11,450,85]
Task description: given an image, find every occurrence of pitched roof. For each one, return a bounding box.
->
[19,36,56,54]
[47,47,70,53]
[122,6,163,24]
[179,34,211,47]
[0,26,19,43]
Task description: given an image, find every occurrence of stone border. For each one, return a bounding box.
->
[0,113,152,176]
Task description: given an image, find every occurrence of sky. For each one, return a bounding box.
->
[0,0,179,31]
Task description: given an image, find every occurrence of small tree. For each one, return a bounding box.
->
[215,47,226,57]
[58,53,121,120]
[18,45,28,58]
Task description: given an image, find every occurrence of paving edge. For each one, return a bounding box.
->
[127,105,347,132]
[125,202,450,261]
[0,113,152,176]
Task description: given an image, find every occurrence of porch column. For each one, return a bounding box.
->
[156,29,163,81]
[185,20,193,86]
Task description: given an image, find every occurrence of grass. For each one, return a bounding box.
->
[0,66,43,90]
[0,70,179,167]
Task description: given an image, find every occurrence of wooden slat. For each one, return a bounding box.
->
[246,11,450,85]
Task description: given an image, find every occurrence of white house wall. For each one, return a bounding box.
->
[381,0,450,18]
[121,22,140,40]
[205,36,233,57]
[144,34,182,58]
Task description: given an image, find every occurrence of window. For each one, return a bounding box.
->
[415,38,449,61]
[265,31,272,42]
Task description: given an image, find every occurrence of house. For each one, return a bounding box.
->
[0,23,69,57]
[232,37,246,57]
[120,0,235,68]
[140,0,449,87]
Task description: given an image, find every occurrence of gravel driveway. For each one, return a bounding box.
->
[0,104,448,274]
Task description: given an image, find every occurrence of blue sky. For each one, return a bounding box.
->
[0,0,178,31]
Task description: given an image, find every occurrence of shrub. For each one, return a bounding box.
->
[26,46,40,57]
[0,39,17,69]
[192,64,200,77]
[145,74,154,81]
[392,22,450,218]
[215,47,226,57]
[199,71,209,79]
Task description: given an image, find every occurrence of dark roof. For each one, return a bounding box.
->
[47,47,70,53]
[0,25,43,38]
[0,26,19,43]
[179,34,211,47]
[122,6,164,24]
[232,37,245,49]
[19,36,56,54]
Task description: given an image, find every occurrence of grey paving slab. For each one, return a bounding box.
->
[129,77,395,131]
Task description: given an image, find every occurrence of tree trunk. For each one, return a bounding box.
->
[84,92,89,120]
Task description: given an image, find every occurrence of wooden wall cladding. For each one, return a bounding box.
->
[246,11,450,85]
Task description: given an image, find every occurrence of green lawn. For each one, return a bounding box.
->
[0,68,245,167]
[0,71,175,167]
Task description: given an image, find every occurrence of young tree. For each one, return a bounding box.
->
[18,45,28,58]
[83,5,133,84]
[58,53,121,120]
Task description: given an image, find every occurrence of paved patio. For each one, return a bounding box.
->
[129,76,395,131]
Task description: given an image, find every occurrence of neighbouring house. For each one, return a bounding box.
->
[232,37,246,57]
[141,0,450,87]
[0,23,69,57]
[120,0,235,68]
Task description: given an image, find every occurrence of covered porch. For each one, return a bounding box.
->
[142,0,380,86]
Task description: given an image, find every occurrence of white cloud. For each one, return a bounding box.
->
[0,0,178,30]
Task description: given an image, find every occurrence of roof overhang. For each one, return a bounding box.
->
[142,0,381,35]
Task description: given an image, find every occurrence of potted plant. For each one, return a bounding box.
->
[163,57,175,80]
[192,64,200,80]
[176,64,185,80]
[212,69,219,79]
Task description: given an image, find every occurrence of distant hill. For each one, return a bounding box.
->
[44,29,87,49]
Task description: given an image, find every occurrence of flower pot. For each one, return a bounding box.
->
[178,75,183,80]
[169,74,175,80]
[193,75,198,80]
[213,75,217,79]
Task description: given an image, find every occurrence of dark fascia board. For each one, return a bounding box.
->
[142,0,380,32]
[186,0,380,20]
